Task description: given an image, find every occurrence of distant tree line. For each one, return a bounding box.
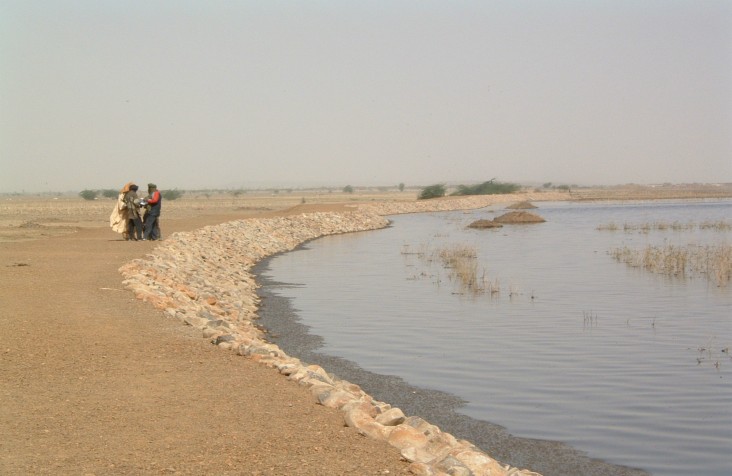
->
[79,188,184,201]
[78,184,414,201]
[543,182,573,191]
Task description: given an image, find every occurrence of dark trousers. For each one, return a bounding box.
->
[127,217,143,240]
[143,214,161,240]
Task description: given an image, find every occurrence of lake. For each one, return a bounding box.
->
[256,199,732,476]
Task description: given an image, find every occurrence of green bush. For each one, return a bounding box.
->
[162,189,183,200]
[450,180,520,196]
[79,189,97,200]
[101,189,118,198]
[418,184,447,200]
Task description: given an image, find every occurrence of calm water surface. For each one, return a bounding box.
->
[259,200,732,476]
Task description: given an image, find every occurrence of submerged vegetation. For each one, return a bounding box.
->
[437,244,501,296]
[610,243,732,287]
[601,216,731,286]
[597,220,731,232]
[401,243,501,296]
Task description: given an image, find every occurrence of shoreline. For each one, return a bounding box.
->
[254,241,649,476]
[119,194,553,476]
[115,191,724,475]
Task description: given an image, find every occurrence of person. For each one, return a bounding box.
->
[109,182,134,239]
[124,184,143,241]
[142,183,162,241]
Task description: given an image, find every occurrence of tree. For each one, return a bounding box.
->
[450,180,520,196]
[101,189,118,198]
[398,183,405,192]
[79,189,97,200]
[418,184,446,200]
[343,185,354,193]
[162,189,183,200]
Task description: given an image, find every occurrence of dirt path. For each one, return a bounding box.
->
[0,211,410,475]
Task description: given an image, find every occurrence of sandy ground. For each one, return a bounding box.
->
[1,185,730,475]
[0,192,414,475]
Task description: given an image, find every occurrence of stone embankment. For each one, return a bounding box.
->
[120,195,548,476]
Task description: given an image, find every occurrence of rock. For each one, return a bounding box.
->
[182,315,207,328]
[376,407,406,426]
[407,462,446,476]
[433,456,473,476]
[388,424,429,451]
[207,319,231,330]
[317,388,360,409]
[213,334,235,345]
[449,447,504,475]
[276,363,300,376]
[289,364,334,386]
[344,401,393,440]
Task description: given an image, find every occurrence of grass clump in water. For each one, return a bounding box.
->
[610,243,732,286]
[437,244,497,296]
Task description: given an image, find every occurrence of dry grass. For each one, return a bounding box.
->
[700,220,732,231]
[436,244,498,296]
[598,220,730,232]
[610,243,732,286]
[402,242,501,296]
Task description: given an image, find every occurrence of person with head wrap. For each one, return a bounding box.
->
[142,183,162,241]
[124,184,144,240]
[109,181,134,239]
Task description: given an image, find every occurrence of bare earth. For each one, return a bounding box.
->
[1,185,730,475]
[0,192,413,475]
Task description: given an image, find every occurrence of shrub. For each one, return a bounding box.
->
[343,185,354,193]
[101,189,118,198]
[418,184,447,200]
[450,180,520,196]
[79,189,97,200]
[162,189,183,200]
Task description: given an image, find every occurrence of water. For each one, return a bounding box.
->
[257,200,732,476]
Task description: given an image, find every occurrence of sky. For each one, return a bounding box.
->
[1,1,731,193]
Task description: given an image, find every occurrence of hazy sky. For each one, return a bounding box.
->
[1,1,731,192]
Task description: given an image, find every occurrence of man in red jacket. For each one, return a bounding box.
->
[142,183,162,241]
